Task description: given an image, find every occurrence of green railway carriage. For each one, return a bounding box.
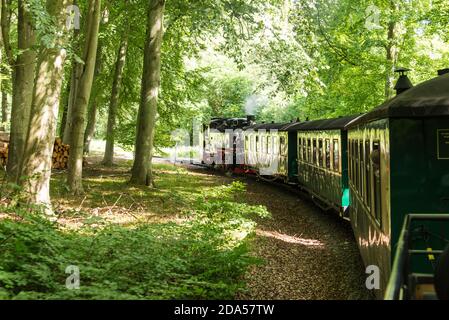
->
[346,71,449,298]
[286,116,358,216]
[244,122,298,181]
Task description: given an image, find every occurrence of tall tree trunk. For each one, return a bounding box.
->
[62,0,82,144]
[385,0,399,99]
[59,80,70,138]
[83,98,98,154]
[83,38,103,155]
[67,0,102,195]
[20,0,71,209]
[6,0,36,182]
[1,0,13,67]
[63,57,83,144]
[0,0,3,132]
[1,91,7,131]
[0,1,6,133]
[130,0,165,186]
[102,34,128,166]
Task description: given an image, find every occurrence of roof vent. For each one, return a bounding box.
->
[394,68,413,95]
[438,68,449,76]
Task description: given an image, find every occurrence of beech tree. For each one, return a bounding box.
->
[66,0,102,194]
[83,41,103,154]
[130,0,165,186]
[102,31,128,166]
[20,0,72,209]
[4,0,36,182]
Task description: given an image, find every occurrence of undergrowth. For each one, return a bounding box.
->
[0,177,270,300]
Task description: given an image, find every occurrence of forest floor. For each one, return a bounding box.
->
[235,177,373,300]
[177,164,373,300]
[0,155,372,299]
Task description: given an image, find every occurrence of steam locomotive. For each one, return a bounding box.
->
[202,69,449,300]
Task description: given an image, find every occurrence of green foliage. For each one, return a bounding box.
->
[189,0,449,123]
[104,0,266,150]
[0,181,269,300]
[203,75,253,119]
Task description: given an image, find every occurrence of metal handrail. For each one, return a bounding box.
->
[385,214,449,300]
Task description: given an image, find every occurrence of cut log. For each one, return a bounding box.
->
[1,137,78,170]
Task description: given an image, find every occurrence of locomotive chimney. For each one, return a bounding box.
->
[394,68,413,95]
[246,115,256,124]
[438,68,449,76]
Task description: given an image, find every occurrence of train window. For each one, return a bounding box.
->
[272,136,276,155]
[355,140,359,191]
[280,137,286,157]
[267,136,270,153]
[358,140,365,202]
[312,139,317,165]
[307,139,311,163]
[303,139,307,161]
[372,141,382,224]
[275,137,278,155]
[256,136,259,152]
[318,139,324,167]
[358,140,365,197]
[349,140,352,179]
[347,140,351,178]
[365,140,371,209]
[298,137,302,160]
[253,136,257,152]
[275,137,281,154]
[267,135,272,154]
[333,139,339,172]
[325,139,331,169]
[262,135,265,153]
[351,140,356,180]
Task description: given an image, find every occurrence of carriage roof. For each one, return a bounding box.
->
[244,122,291,131]
[347,73,449,127]
[283,115,360,132]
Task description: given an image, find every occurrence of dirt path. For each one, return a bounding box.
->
[234,177,372,300]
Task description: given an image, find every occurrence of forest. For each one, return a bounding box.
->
[0,0,448,300]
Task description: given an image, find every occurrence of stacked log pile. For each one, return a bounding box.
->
[52,138,70,170]
[0,132,9,167]
[0,134,71,170]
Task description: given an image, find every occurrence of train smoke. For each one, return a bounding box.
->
[244,95,268,116]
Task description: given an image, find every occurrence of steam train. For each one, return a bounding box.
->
[202,69,449,300]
